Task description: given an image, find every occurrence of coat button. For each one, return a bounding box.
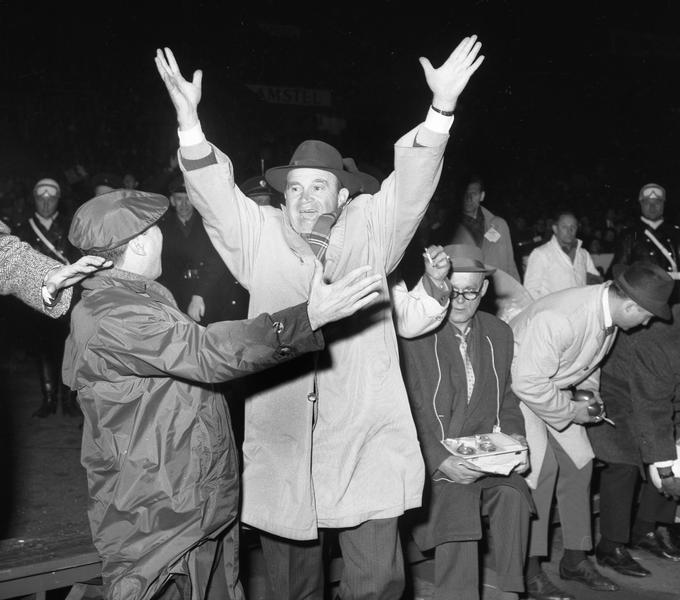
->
[276,346,292,359]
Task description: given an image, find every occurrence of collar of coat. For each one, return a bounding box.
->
[81,267,178,308]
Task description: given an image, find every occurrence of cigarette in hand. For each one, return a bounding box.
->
[423,248,434,265]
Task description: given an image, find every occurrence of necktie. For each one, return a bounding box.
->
[456,332,475,404]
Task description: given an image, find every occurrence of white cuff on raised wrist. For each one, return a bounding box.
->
[653,460,676,468]
[424,107,454,134]
[178,123,206,147]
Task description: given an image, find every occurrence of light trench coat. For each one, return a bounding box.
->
[509,284,617,488]
[183,123,447,539]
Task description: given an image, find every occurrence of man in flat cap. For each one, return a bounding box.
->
[156,36,484,598]
[610,182,680,280]
[510,261,674,600]
[62,189,382,600]
[17,177,81,417]
[239,174,282,207]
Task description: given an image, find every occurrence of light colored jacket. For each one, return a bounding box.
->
[509,284,617,488]
[183,123,446,539]
[391,277,449,338]
[523,235,600,299]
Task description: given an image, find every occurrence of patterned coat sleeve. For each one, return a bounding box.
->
[0,234,72,317]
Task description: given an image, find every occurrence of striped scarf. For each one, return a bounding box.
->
[302,211,339,264]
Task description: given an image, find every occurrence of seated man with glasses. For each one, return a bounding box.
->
[399,244,532,600]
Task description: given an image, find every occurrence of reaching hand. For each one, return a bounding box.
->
[44,256,113,296]
[419,35,484,112]
[572,391,605,424]
[187,295,206,322]
[424,245,450,284]
[437,455,483,484]
[306,260,382,330]
[155,47,203,130]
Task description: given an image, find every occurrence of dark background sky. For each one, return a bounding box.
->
[3,0,680,219]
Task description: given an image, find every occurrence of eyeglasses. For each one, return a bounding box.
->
[451,286,484,301]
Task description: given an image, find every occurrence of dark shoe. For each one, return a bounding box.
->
[631,529,680,561]
[32,399,57,418]
[595,544,651,577]
[558,558,619,591]
[526,571,575,600]
[667,523,680,549]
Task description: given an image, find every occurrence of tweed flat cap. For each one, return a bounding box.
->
[69,189,168,253]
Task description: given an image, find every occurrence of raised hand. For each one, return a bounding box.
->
[306,260,382,330]
[154,47,203,130]
[424,245,451,285]
[419,35,484,112]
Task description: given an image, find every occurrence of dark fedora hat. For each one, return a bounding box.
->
[265,140,363,195]
[612,261,673,320]
[443,244,496,275]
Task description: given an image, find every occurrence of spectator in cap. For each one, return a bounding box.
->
[510,261,674,600]
[239,174,282,207]
[158,177,249,324]
[91,172,123,196]
[62,188,382,600]
[16,177,81,418]
[156,35,483,599]
[400,244,532,600]
[610,182,680,281]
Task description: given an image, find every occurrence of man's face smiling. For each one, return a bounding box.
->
[284,168,348,235]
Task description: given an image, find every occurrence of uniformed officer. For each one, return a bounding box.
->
[16,178,80,417]
[610,183,680,281]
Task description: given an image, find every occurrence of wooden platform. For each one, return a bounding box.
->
[0,534,100,600]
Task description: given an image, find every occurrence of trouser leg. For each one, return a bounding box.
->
[551,435,593,551]
[432,540,478,600]
[259,530,325,600]
[637,479,678,525]
[484,485,530,592]
[337,517,404,600]
[528,444,558,557]
[597,462,639,544]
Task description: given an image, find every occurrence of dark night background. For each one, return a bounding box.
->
[3,0,680,222]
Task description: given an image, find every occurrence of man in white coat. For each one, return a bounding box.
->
[155,38,484,600]
[510,261,674,600]
[523,209,602,300]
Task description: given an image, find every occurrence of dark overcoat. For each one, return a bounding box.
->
[400,311,533,551]
[588,305,680,472]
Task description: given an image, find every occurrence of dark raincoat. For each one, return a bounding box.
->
[62,269,323,600]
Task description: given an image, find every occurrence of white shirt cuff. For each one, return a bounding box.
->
[178,123,206,147]
[424,107,454,134]
[653,460,676,468]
